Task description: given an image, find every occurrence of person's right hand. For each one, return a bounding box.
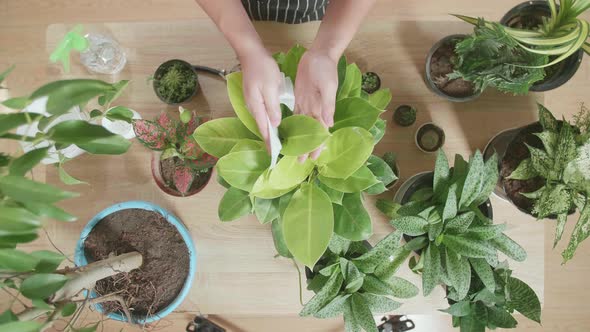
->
[239,49,283,152]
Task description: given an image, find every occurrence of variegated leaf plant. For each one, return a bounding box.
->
[509,103,590,262]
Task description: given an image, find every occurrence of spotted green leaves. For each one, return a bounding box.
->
[421,244,441,296]
[507,276,541,323]
[300,270,343,316]
[390,216,428,236]
[445,248,471,300]
[283,183,334,267]
[317,127,374,179]
[193,118,259,158]
[278,115,330,156]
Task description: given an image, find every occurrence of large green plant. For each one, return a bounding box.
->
[442,262,541,332]
[377,151,527,301]
[0,71,139,331]
[194,46,394,267]
[302,233,417,332]
[509,104,590,262]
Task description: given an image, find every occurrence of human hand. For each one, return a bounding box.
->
[239,49,283,152]
[294,48,338,161]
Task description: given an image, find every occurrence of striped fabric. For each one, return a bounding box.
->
[241,0,328,24]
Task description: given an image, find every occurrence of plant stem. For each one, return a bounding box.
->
[0,133,36,142]
[291,259,304,306]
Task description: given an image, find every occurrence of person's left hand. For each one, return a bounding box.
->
[294,48,339,161]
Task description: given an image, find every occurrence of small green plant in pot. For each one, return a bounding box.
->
[194,45,395,267]
[152,59,199,104]
[133,107,216,197]
[377,150,527,301]
[442,262,541,331]
[302,233,418,332]
[507,104,590,262]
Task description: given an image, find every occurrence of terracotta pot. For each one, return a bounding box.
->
[150,151,213,197]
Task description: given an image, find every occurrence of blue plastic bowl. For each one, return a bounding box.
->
[74,201,196,324]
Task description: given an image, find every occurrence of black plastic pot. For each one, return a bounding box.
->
[153,59,199,105]
[424,35,482,102]
[500,1,584,92]
[415,123,446,153]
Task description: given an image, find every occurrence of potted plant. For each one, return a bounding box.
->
[378,150,527,301]
[194,45,395,267]
[152,59,199,104]
[415,123,445,153]
[361,72,381,94]
[454,0,589,92]
[499,104,590,262]
[133,107,217,197]
[442,262,541,331]
[393,105,417,127]
[301,233,418,332]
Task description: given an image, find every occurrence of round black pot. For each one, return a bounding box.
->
[500,0,584,92]
[153,59,199,105]
[424,34,482,102]
[415,123,446,153]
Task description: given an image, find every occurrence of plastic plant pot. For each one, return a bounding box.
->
[500,0,584,92]
[74,201,196,324]
[151,151,214,197]
[153,59,199,105]
[415,122,445,153]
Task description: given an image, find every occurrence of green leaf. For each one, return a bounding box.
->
[0,207,41,233]
[105,106,133,123]
[466,224,506,240]
[0,65,15,85]
[470,258,495,292]
[362,275,402,297]
[459,151,485,209]
[362,293,401,314]
[333,193,372,241]
[367,89,392,110]
[390,216,428,236]
[507,276,541,323]
[20,273,68,299]
[272,218,292,258]
[486,306,518,328]
[365,155,396,194]
[250,169,297,199]
[445,212,475,233]
[508,158,538,180]
[279,115,330,156]
[376,199,401,219]
[445,248,471,300]
[61,302,77,317]
[374,246,411,281]
[0,309,18,324]
[1,97,31,110]
[229,139,266,153]
[300,271,343,316]
[332,97,383,132]
[22,202,76,222]
[473,153,499,206]
[226,72,261,138]
[193,118,260,158]
[443,183,458,221]
[252,156,314,195]
[31,79,114,115]
[343,299,361,332]
[0,249,40,272]
[31,250,65,273]
[538,103,558,131]
[353,231,403,273]
[527,144,552,176]
[318,182,344,204]
[278,190,295,217]
[216,150,270,191]
[0,113,37,136]
[336,64,362,100]
[0,175,78,204]
[490,234,527,262]
[535,131,557,156]
[387,276,419,299]
[57,164,87,185]
[73,323,99,332]
[283,183,334,267]
[99,80,129,107]
[254,197,280,224]
[317,127,374,179]
[442,234,496,258]
[369,118,386,145]
[31,298,52,310]
[319,166,379,193]
[422,244,441,296]
[440,301,471,317]
[281,45,306,81]
[9,148,49,176]
[218,187,252,222]
[350,293,378,332]
[314,294,351,318]
[0,321,43,332]
[554,213,568,248]
[434,150,451,198]
[563,201,590,262]
[340,258,364,293]
[49,120,131,155]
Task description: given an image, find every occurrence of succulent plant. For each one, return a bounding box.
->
[154,61,198,104]
[361,72,381,94]
[393,105,417,127]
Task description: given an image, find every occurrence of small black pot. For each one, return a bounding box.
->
[415,123,445,153]
[153,59,199,105]
[424,35,482,102]
[500,1,584,92]
[362,72,381,94]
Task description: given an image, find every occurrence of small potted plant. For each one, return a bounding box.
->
[133,107,217,197]
[152,59,199,104]
[379,150,527,300]
[361,71,381,94]
[442,262,541,331]
[498,104,590,262]
[301,234,418,332]
[454,0,589,92]
[194,45,395,268]
[415,123,445,153]
[393,105,417,127]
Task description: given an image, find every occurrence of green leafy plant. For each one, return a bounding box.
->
[393,105,416,127]
[154,61,198,104]
[378,150,527,301]
[133,107,216,195]
[508,104,590,262]
[449,21,548,95]
[442,262,541,331]
[194,45,394,267]
[361,72,381,94]
[0,71,140,331]
[302,233,417,332]
[456,0,590,69]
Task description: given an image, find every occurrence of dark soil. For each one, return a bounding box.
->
[500,122,545,214]
[430,41,476,98]
[160,157,211,194]
[84,209,190,319]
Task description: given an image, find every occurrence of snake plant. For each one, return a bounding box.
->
[455,0,590,68]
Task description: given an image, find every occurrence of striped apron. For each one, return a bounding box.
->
[241,0,328,24]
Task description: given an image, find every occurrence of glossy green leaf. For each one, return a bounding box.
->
[365,154,396,194]
[317,127,374,179]
[442,234,496,258]
[300,271,343,316]
[61,302,77,317]
[216,149,270,191]
[30,79,114,115]
[350,293,378,332]
[271,218,292,258]
[314,294,351,318]
[49,120,131,155]
[319,166,379,193]
[230,139,266,153]
[105,106,133,123]
[281,45,306,81]
[251,169,297,199]
[0,176,78,204]
[23,202,76,222]
[254,197,280,224]
[218,187,252,222]
[470,258,495,292]
[0,113,38,136]
[8,147,49,176]
[0,309,18,324]
[445,248,471,300]
[278,115,330,156]
[0,249,40,272]
[318,182,344,204]
[336,63,362,100]
[226,72,261,138]
[332,97,383,132]
[0,207,40,232]
[31,250,65,273]
[20,273,68,299]
[367,89,392,110]
[369,118,386,145]
[57,164,87,185]
[265,156,315,191]
[390,216,428,236]
[193,118,259,158]
[445,211,475,233]
[283,183,334,267]
[333,193,372,241]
